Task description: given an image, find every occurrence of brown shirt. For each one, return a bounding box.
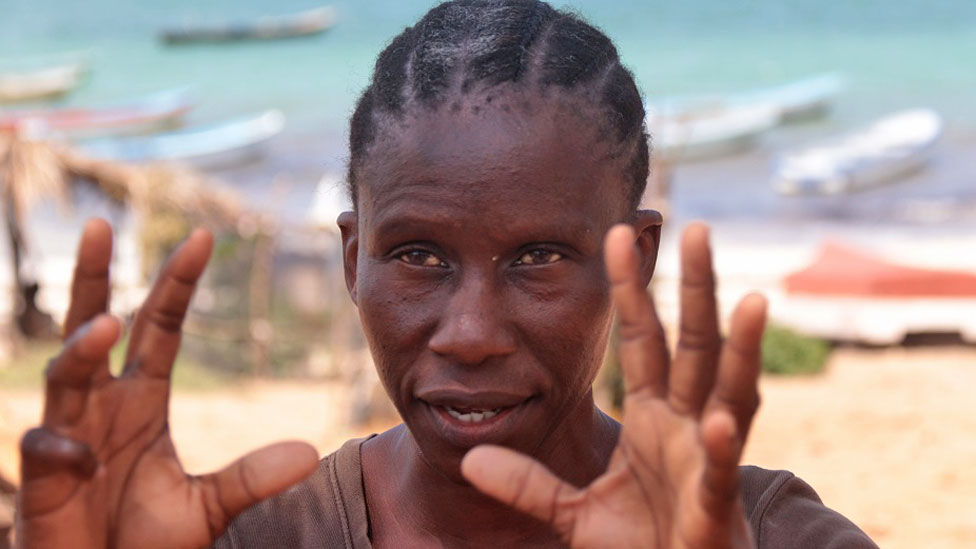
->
[214,437,877,548]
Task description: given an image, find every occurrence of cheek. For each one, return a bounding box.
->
[356,264,440,393]
[520,270,614,392]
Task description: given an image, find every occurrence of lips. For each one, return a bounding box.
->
[415,387,536,446]
[416,387,533,411]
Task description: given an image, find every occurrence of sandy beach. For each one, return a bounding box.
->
[2,344,975,548]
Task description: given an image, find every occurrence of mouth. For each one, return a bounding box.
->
[416,389,536,447]
[442,405,504,423]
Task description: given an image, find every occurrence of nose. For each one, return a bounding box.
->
[427,275,517,365]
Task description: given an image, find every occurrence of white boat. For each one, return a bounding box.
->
[648,104,779,162]
[80,110,285,168]
[651,73,844,124]
[773,109,943,195]
[160,6,336,44]
[0,59,88,103]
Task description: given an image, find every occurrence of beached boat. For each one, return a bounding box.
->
[651,73,844,124]
[780,241,976,344]
[0,58,88,103]
[80,110,285,168]
[730,73,844,122]
[647,104,779,162]
[0,88,192,140]
[772,109,943,195]
[160,6,336,44]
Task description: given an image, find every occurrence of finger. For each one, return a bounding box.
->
[462,445,579,530]
[43,314,122,428]
[201,441,318,536]
[605,224,669,398]
[20,427,99,480]
[123,228,213,379]
[699,410,743,519]
[705,293,767,441]
[63,218,113,341]
[19,427,100,517]
[669,223,721,416]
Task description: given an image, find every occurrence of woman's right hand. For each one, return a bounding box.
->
[16,219,318,548]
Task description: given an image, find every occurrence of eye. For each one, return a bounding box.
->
[514,248,563,266]
[399,250,448,268]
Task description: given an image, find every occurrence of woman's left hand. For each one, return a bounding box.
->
[462,222,767,548]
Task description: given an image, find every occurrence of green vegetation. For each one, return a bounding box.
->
[761,323,832,376]
[599,322,832,408]
[0,338,235,392]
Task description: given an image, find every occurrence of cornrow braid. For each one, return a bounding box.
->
[348,0,649,210]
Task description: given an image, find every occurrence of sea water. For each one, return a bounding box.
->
[2,0,975,222]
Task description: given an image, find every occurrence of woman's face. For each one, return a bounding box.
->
[342,92,636,474]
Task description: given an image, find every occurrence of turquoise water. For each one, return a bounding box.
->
[3,0,975,135]
[3,0,975,224]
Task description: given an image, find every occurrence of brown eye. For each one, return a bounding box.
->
[515,249,562,266]
[399,250,447,267]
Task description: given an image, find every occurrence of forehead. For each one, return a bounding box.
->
[357,92,629,231]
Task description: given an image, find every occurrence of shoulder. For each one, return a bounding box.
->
[213,437,373,549]
[739,466,878,549]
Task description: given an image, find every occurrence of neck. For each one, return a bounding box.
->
[363,394,620,546]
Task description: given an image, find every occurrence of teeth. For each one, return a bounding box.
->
[446,406,501,422]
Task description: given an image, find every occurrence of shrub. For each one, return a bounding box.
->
[761,323,831,376]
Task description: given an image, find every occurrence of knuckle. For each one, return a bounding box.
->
[680,275,714,293]
[677,326,719,353]
[20,427,48,456]
[717,390,755,413]
[146,305,187,334]
[19,428,97,477]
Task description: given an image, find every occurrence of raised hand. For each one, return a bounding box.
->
[17,219,318,549]
[462,222,767,548]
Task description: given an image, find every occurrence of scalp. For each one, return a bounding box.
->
[348,0,649,211]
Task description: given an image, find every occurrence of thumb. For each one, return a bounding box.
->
[461,445,578,528]
[203,440,318,529]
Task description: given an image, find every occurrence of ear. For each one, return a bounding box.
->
[632,209,663,287]
[336,211,359,305]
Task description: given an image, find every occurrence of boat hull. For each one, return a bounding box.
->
[80,110,285,169]
[773,109,943,195]
[0,62,87,103]
[160,7,335,44]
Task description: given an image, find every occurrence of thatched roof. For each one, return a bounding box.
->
[0,133,249,231]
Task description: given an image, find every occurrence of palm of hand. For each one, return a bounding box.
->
[18,221,317,549]
[23,376,211,548]
[562,401,750,549]
[463,223,765,549]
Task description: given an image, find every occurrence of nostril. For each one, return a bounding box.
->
[428,312,516,364]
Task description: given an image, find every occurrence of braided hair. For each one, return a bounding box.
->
[348,0,649,210]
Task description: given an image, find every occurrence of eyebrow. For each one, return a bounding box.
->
[370,211,600,250]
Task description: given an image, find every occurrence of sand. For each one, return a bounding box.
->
[2,345,975,548]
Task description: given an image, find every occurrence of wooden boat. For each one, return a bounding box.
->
[728,73,844,122]
[651,73,844,124]
[160,6,336,44]
[780,242,976,344]
[0,59,88,103]
[80,110,285,168]
[772,109,943,195]
[647,104,779,162]
[0,88,192,140]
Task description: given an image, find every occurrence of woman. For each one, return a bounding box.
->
[17,1,876,547]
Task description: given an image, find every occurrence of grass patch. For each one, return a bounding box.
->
[761,323,832,376]
[0,339,237,392]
